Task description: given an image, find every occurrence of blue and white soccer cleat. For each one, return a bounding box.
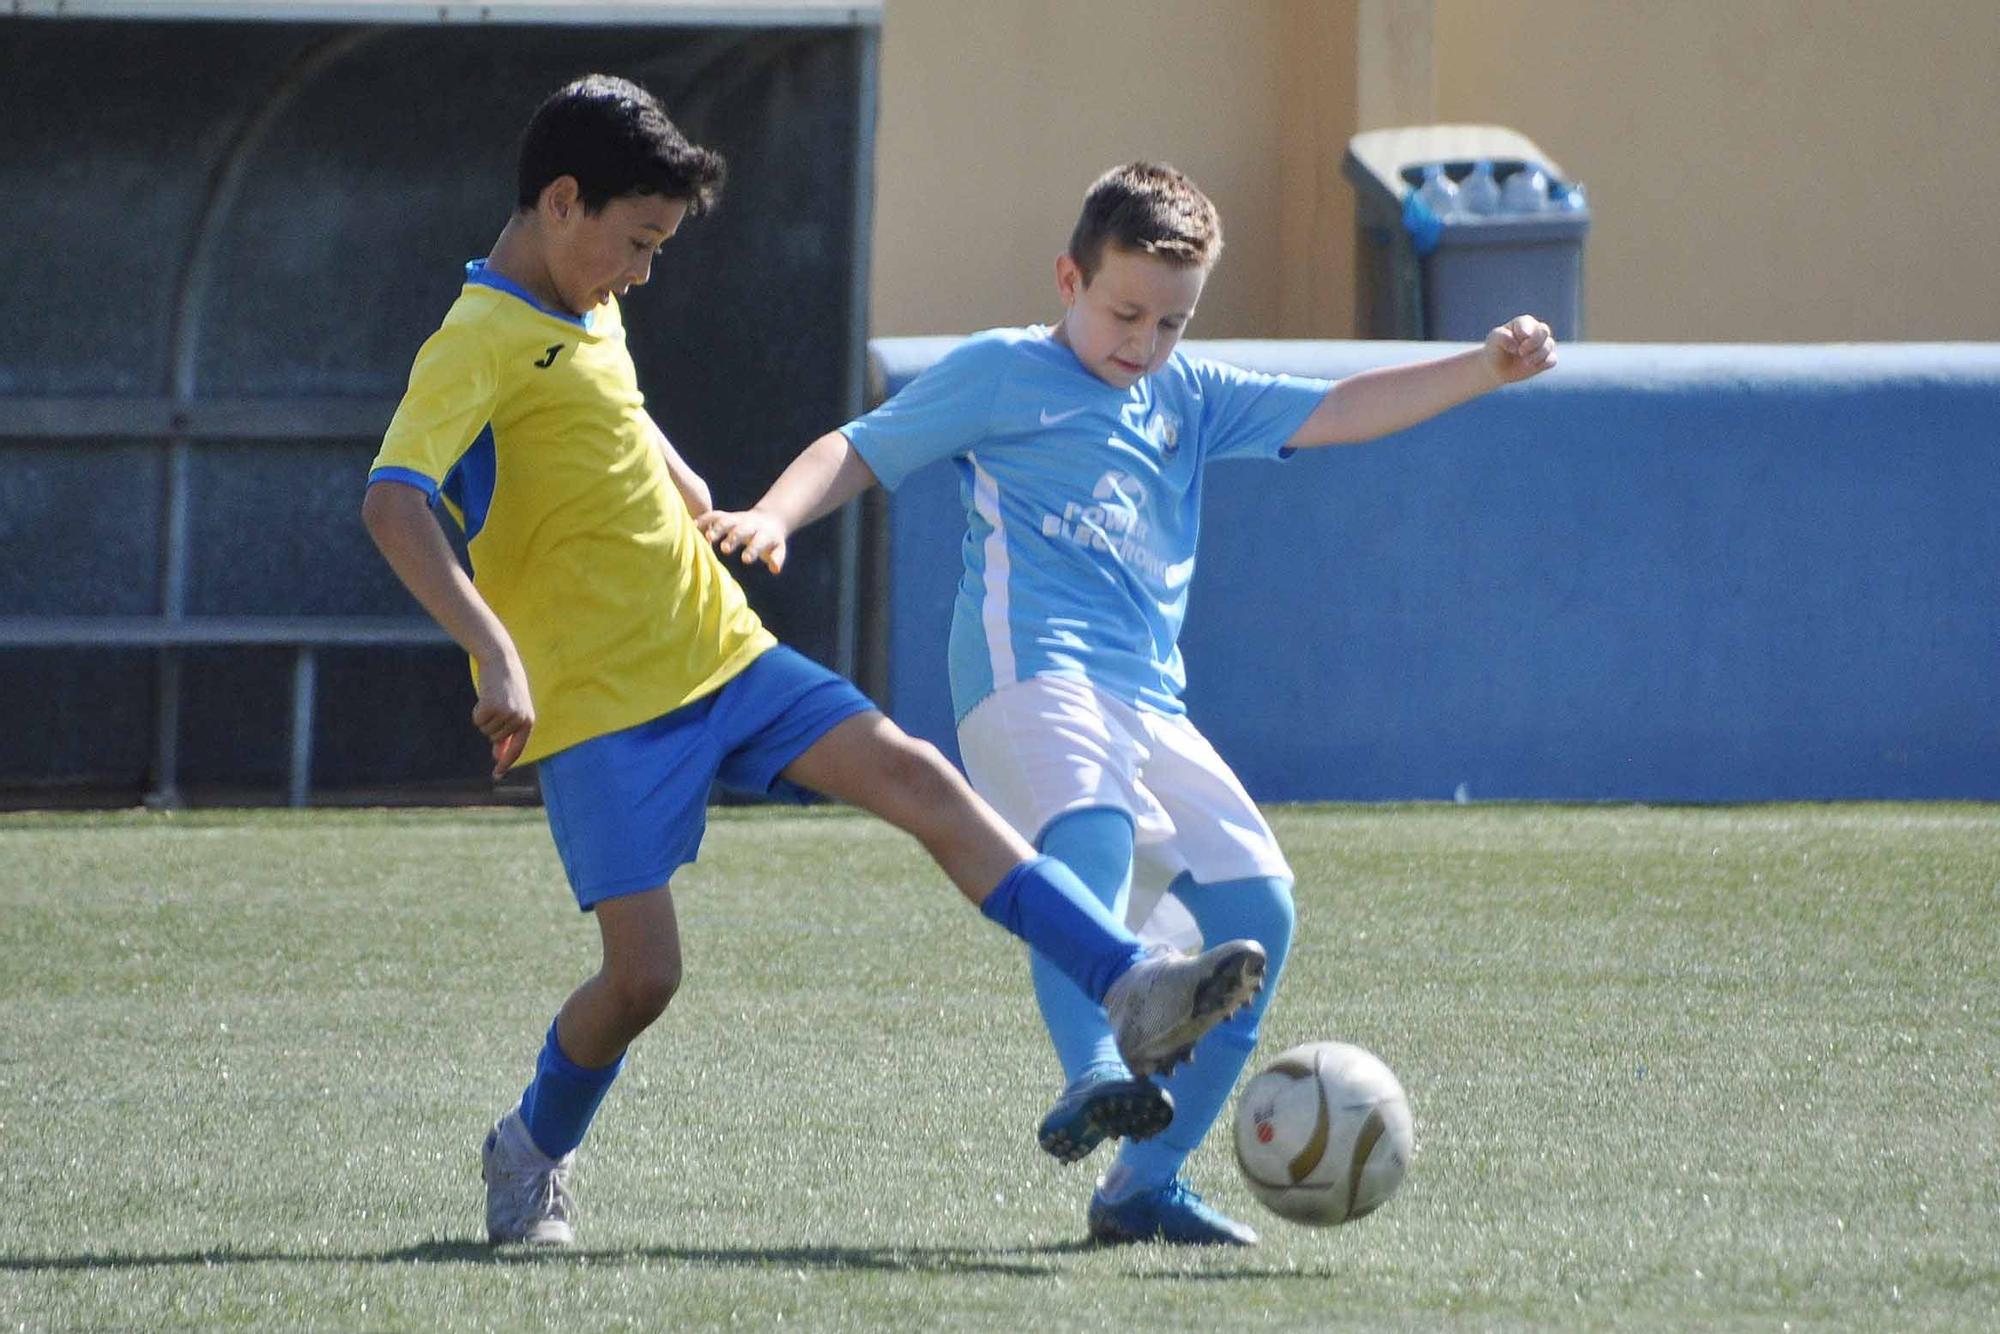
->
[1037,1069,1175,1164]
[1087,1178,1260,1247]
[1102,939,1267,1078]
[481,1107,577,1246]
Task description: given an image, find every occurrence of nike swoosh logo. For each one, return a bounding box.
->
[1040,406,1089,426]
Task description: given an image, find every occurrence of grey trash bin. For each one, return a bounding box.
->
[1343,125,1588,342]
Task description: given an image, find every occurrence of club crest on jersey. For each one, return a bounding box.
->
[1148,410,1182,457]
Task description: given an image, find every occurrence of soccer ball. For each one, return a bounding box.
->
[1232,1040,1414,1226]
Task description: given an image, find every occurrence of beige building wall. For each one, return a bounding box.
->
[1432,2,2000,344]
[867,0,1302,338]
[871,1,2000,344]
[1428,1,2000,341]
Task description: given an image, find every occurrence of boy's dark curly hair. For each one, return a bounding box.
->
[517,75,725,216]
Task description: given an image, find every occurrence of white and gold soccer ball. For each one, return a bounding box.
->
[1232,1040,1414,1226]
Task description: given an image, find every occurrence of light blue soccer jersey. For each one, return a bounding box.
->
[843,327,1332,721]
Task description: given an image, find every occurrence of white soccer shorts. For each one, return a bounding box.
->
[957,674,1292,945]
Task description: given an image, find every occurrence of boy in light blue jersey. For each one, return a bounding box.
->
[702,162,1555,1245]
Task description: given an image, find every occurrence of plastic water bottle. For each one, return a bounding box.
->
[1459,160,1501,216]
[1501,165,1550,214]
[1413,164,1460,219]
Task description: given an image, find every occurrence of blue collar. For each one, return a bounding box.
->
[464,260,593,330]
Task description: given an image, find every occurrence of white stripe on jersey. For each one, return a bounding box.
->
[969,456,1017,690]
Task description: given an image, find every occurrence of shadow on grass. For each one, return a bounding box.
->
[0,1238,1329,1280]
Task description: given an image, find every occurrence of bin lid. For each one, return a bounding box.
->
[1346,124,1566,198]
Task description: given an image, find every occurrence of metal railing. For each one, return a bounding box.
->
[3,395,451,806]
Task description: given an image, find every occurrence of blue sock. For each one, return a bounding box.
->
[519,1019,624,1159]
[1027,808,1137,1082]
[1109,874,1295,1196]
[980,852,1145,1004]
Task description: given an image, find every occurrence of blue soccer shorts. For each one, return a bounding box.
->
[536,645,876,909]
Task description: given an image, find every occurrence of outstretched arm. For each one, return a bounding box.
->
[361,481,534,777]
[1286,315,1557,450]
[695,429,880,574]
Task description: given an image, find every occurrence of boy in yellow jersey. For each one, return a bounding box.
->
[363,77,1268,1247]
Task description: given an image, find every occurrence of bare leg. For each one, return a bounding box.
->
[780,710,1033,906]
[553,884,684,1067]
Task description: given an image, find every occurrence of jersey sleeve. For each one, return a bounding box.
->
[1189,356,1334,464]
[840,335,1012,490]
[368,321,500,496]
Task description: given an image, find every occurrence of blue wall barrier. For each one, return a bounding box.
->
[870,339,2000,802]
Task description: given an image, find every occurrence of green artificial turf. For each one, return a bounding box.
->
[1,804,1994,1331]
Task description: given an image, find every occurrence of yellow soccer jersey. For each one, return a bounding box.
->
[369,261,776,764]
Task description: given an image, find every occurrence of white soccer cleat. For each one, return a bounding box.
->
[481,1107,577,1246]
[1104,940,1267,1078]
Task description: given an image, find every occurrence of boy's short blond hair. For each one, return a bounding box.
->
[1067,161,1223,283]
